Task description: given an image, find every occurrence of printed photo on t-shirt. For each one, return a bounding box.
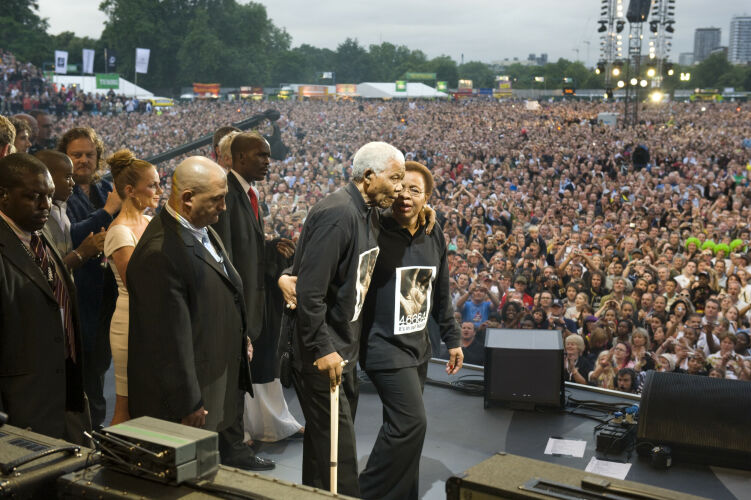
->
[352,246,380,322]
[394,266,436,335]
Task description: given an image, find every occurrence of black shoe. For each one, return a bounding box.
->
[224,455,275,471]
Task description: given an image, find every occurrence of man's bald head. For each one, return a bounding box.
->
[170,156,228,228]
[171,156,226,197]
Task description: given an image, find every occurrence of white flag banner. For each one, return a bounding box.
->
[54,50,68,74]
[135,48,150,74]
[82,49,95,74]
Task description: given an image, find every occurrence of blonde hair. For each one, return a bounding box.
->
[107,149,155,198]
[218,131,240,167]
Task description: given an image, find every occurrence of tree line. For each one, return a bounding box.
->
[2,0,750,95]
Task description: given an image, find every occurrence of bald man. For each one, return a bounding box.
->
[126,157,253,438]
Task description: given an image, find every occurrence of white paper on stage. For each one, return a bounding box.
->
[585,457,632,480]
[543,438,587,458]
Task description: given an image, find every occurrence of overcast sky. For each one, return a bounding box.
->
[37,0,749,67]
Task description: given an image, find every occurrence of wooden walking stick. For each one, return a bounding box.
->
[330,380,340,494]
[329,358,347,494]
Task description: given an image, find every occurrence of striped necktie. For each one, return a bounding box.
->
[30,233,76,362]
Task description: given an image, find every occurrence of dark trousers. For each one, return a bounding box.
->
[218,390,254,463]
[291,365,360,496]
[359,362,428,500]
[82,349,107,428]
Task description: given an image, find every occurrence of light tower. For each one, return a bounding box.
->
[648,0,677,88]
[623,0,650,128]
[596,0,626,95]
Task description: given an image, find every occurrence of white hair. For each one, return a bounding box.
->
[217,131,240,164]
[351,141,404,181]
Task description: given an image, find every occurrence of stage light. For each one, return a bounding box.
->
[665,21,675,33]
[650,21,659,33]
[605,88,614,99]
[630,78,638,86]
[650,91,663,103]
[666,64,674,76]
[680,72,691,81]
[616,21,625,33]
[598,22,608,33]
[647,67,656,77]
[640,79,648,87]
[596,62,605,74]
[617,80,625,88]
[612,67,621,76]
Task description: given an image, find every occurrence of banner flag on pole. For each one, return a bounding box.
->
[82,49,95,74]
[135,48,150,74]
[54,51,68,74]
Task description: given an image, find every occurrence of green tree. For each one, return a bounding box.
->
[458,61,494,88]
[176,9,224,84]
[368,42,428,82]
[0,0,50,64]
[335,38,370,82]
[693,53,733,89]
[428,55,458,88]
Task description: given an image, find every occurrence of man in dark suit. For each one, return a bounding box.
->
[127,157,253,441]
[212,132,299,452]
[0,153,87,443]
[213,133,294,470]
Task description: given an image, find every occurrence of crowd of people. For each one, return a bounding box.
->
[10,89,751,393]
[51,96,751,391]
[1,50,147,118]
[1,46,751,497]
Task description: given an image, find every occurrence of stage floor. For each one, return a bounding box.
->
[103,362,751,499]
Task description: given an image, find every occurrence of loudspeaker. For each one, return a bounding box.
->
[58,464,354,499]
[483,328,563,409]
[626,0,651,22]
[636,371,751,470]
[446,453,704,500]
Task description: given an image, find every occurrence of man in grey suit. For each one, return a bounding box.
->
[127,157,253,438]
[0,153,87,442]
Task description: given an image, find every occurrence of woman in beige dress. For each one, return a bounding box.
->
[104,150,163,425]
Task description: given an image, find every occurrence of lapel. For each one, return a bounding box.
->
[0,218,56,302]
[160,210,240,293]
[228,172,263,238]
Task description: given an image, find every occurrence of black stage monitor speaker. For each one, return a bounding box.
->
[483,328,563,409]
[637,371,751,470]
[627,0,651,22]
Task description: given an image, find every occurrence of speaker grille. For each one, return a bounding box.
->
[638,372,751,466]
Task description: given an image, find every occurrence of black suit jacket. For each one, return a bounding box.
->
[127,209,252,432]
[212,173,291,383]
[0,219,85,438]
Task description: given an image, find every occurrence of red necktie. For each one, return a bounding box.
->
[30,233,76,362]
[247,187,259,220]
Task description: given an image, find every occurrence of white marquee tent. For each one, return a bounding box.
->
[356,82,448,99]
[52,75,154,98]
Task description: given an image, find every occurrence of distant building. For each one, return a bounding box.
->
[679,52,694,66]
[729,16,751,64]
[693,28,721,63]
